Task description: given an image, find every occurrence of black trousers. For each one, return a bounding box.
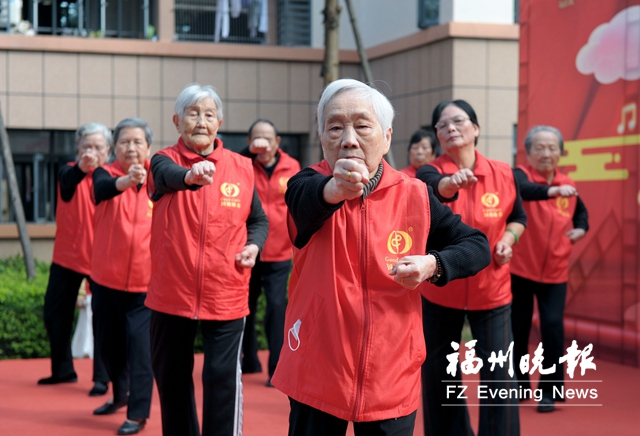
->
[511,274,567,396]
[242,258,290,376]
[288,398,416,436]
[421,299,520,436]
[92,282,153,420]
[43,263,108,382]
[151,311,245,436]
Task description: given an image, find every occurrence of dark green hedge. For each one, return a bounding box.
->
[0,256,51,359]
[0,256,268,359]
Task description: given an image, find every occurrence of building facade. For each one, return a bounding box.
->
[0,0,519,259]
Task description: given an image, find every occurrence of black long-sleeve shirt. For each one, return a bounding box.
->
[513,168,589,231]
[416,164,527,226]
[150,153,269,250]
[92,166,135,205]
[284,167,491,286]
[59,163,87,202]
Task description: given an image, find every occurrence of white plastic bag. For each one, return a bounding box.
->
[71,294,94,359]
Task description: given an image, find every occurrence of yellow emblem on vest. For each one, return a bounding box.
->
[387,230,413,255]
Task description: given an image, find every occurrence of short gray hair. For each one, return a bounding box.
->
[75,122,113,148]
[524,125,564,154]
[174,83,224,121]
[317,79,394,136]
[114,118,153,146]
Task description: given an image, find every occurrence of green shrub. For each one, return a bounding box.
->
[0,256,51,359]
[0,256,270,359]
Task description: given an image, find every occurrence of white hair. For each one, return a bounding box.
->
[174,83,224,121]
[75,122,113,147]
[316,78,395,136]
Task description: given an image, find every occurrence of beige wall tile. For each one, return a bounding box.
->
[228,60,258,101]
[113,99,139,125]
[392,97,408,146]
[418,45,432,91]
[388,142,406,169]
[161,99,178,144]
[258,61,288,101]
[162,57,195,100]
[225,101,258,132]
[139,57,161,98]
[488,40,519,88]
[453,39,487,87]
[0,95,7,123]
[79,54,113,96]
[452,86,486,129]
[370,57,385,88]
[391,53,407,96]
[8,95,43,128]
[79,97,112,127]
[113,56,138,97]
[44,97,78,129]
[405,49,420,94]
[289,63,310,102]
[139,99,164,148]
[404,94,421,138]
[487,88,518,138]
[289,103,311,133]
[9,52,42,94]
[440,39,454,88]
[195,59,227,98]
[0,52,6,93]
[309,63,324,102]
[258,102,288,132]
[485,138,515,165]
[419,93,432,126]
[44,53,77,95]
[429,43,444,90]
[340,63,361,81]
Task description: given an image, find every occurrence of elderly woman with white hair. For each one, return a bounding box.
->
[270,79,490,436]
[39,122,111,396]
[146,83,268,436]
[511,125,588,413]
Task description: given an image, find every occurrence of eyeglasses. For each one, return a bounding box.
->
[435,117,470,131]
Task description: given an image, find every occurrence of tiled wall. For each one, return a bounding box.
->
[0,51,326,154]
[363,38,519,168]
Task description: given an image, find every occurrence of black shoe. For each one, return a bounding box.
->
[93,397,128,415]
[117,419,146,435]
[537,396,555,413]
[242,361,263,374]
[37,373,78,385]
[89,381,108,396]
[266,377,274,388]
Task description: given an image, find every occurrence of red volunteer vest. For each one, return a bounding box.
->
[253,149,300,262]
[91,160,153,292]
[399,165,417,177]
[272,160,430,422]
[145,138,255,321]
[52,163,95,275]
[421,151,516,310]
[510,164,577,283]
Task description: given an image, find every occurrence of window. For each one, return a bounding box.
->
[277,0,311,47]
[418,0,439,29]
[1,129,76,223]
[25,0,154,39]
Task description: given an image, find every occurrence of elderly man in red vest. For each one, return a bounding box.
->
[270,78,491,436]
[239,119,301,386]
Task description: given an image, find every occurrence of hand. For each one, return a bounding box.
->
[493,241,512,266]
[323,158,370,203]
[235,244,259,268]
[185,161,216,186]
[128,163,147,186]
[548,184,578,197]
[388,254,437,290]
[448,168,478,191]
[566,228,586,244]
[78,150,99,173]
[249,138,270,155]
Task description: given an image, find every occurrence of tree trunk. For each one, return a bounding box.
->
[0,109,36,279]
[322,0,341,87]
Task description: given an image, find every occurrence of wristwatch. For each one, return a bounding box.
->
[427,251,442,284]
